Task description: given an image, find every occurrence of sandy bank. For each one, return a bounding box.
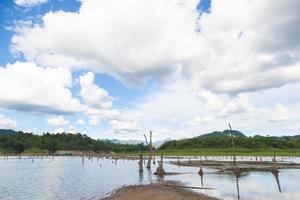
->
[101,182,218,200]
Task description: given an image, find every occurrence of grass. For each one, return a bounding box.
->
[21,148,48,155]
[117,148,300,157]
[0,148,48,156]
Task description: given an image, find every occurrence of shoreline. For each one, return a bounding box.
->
[170,160,300,172]
[101,181,219,200]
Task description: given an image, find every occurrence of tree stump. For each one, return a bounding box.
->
[139,154,143,172]
[144,130,153,169]
[154,153,165,176]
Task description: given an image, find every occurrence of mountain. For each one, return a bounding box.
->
[159,130,300,150]
[196,130,247,139]
[103,139,144,145]
[290,135,300,139]
[153,138,172,148]
[0,129,21,137]
[104,138,172,148]
[0,130,148,154]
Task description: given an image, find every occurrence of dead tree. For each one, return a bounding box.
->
[229,124,241,199]
[229,123,236,166]
[144,130,153,169]
[139,154,143,172]
[155,153,165,176]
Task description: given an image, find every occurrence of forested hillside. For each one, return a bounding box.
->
[159,130,300,150]
[0,129,147,154]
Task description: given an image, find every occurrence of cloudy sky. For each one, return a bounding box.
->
[0,0,300,141]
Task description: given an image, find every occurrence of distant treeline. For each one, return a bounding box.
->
[0,129,147,154]
[159,135,300,150]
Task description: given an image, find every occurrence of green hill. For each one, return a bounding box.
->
[0,129,21,136]
[0,129,147,154]
[159,130,300,150]
[196,129,246,139]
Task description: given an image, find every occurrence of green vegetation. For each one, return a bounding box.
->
[158,130,300,156]
[0,129,147,155]
[1,129,300,156]
[160,134,300,150]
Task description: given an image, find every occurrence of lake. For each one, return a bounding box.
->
[0,156,299,200]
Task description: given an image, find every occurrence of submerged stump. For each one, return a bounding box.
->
[198,163,204,176]
[139,154,143,172]
[154,153,165,176]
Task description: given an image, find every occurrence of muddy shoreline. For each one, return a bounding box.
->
[170,160,300,172]
[101,181,218,200]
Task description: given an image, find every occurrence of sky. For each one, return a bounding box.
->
[0,0,300,141]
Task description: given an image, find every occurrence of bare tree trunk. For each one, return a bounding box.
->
[154,153,165,176]
[144,130,153,169]
[229,123,236,166]
[139,154,143,172]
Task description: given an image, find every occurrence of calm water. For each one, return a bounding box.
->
[0,156,299,200]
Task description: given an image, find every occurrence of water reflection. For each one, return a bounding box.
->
[272,170,282,193]
[234,168,241,200]
[200,173,204,187]
[198,162,204,187]
[139,172,144,184]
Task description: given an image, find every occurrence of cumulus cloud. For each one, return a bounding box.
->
[0,114,17,129]
[286,123,300,132]
[86,109,122,126]
[0,62,84,114]
[79,72,115,109]
[268,103,290,122]
[14,0,47,7]
[78,71,140,130]
[4,0,300,138]
[11,0,300,93]
[11,0,198,85]
[185,116,214,128]
[76,119,85,125]
[47,115,69,126]
[198,90,254,118]
[109,119,142,134]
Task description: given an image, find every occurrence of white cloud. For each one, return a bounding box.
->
[4,0,300,138]
[0,114,17,129]
[67,124,78,133]
[185,116,214,127]
[14,0,47,7]
[76,118,85,125]
[11,0,300,93]
[109,119,142,134]
[269,103,290,122]
[85,108,122,126]
[10,0,199,85]
[286,123,300,132]
[189,0,300,94]
[79,72,114,109]
[0,62,84,114]
[47,115,69,126]
[198,90,255,118]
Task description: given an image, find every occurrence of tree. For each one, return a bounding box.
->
[144,130,153,169]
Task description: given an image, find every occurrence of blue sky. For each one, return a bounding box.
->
[0,0,300,141]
